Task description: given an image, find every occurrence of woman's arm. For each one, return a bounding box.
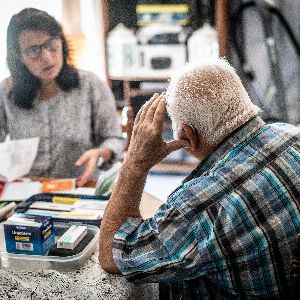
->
[75,73,123,186]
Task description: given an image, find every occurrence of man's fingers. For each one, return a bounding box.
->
[134,108,142,125]
[145,92,165,121]
[153,96,167,130]
[166,139,190,154]
[138,93,160,123]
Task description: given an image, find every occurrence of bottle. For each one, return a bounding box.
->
[107,23,138,76]
[187,23,219,63]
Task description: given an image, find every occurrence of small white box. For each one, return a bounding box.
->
[57,225,87,250]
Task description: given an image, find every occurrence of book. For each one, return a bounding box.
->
[72,199,108,211]
[41,178,76,193]
[29,201,73,212]
[24,208,102,220]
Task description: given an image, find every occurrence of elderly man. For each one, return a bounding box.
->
[99,59,300,298]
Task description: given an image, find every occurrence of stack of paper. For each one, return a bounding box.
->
[24,198,108,219]
[0,137,39,182]
[0,181,42,201]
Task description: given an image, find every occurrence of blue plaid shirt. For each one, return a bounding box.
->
[113,117,300,298]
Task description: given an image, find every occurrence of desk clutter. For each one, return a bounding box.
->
[0,160,120,271]
[0,178,115,271]
[0,193,106,271]
[4,215,55,256]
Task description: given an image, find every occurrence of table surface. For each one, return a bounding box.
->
[0,191,163,300]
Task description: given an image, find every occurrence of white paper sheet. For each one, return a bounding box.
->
[0,181,42,201]
[0,137,39,182]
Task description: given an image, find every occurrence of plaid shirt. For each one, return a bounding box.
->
[113,117,300,298]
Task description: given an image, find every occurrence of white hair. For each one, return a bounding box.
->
[166,58,261,146]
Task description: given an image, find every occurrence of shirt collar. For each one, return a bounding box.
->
[183,116,266,183]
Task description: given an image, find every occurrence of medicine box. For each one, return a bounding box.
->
[3,215,55,255]
[57,225,87,250]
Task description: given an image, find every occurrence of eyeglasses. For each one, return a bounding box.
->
[22,37,61,59]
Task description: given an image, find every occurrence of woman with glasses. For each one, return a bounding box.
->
[0,8,123,186]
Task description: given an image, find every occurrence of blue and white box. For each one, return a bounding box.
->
[3,214,55,255]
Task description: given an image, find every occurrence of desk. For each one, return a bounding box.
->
[0,192,163,300]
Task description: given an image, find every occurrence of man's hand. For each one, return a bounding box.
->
[125,93,188,172]
[75,148,113,187]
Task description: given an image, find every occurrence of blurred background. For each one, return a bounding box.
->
[1,0,299,200]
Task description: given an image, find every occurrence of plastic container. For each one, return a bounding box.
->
[0,223,99,272]
[187,23,219,63]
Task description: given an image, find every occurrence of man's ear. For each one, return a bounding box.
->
[178,123,199,150]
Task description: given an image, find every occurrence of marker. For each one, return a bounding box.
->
[52,196,108,205]
[52,196,79,204]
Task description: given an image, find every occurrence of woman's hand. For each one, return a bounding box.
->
[75,148,113,187]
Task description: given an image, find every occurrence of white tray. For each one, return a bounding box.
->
[0,223,99,272]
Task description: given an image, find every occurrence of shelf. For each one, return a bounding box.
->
[129,88,165,98]
[109,75,169,82]
[150,161,197,176]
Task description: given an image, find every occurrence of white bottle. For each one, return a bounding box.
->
[187,23,219,63]
[107,23,138,77]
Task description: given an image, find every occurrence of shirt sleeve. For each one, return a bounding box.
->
[88,73,123,158]
[112,201,204,284]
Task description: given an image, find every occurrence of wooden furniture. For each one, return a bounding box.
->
[109,75,169,107]
[140,191,164,219]
[216,0,230,57]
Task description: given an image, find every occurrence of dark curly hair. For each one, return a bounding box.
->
[6,8,79,109]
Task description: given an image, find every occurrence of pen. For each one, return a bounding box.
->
[52,196,108,204]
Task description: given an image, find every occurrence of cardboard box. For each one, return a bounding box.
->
[3,215,55,255]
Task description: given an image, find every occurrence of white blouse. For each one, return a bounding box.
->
[0,70,123,178]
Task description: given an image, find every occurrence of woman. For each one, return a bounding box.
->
[0,8,123,186]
